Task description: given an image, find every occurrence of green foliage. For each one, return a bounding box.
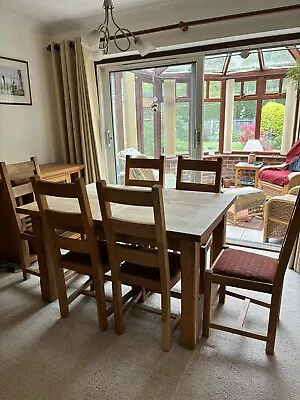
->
[261,101,285,136]
[261,101,285,150]
[286,60,300,89]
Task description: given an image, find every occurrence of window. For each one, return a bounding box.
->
[233,100,257,151]
[260,99,286,151]
[266,79,280,94]
[202,80,222,152]
[203,102,221,152]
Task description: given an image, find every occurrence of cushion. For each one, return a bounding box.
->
[286,140,300,165]
[212,248,278,284]
[62,240,109,267]
[288,155,300,172]
[120,252,181,282]
[258,169,291,186]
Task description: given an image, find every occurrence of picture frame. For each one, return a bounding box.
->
[0,57,32,105]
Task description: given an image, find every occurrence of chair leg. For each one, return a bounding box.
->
[19,240,31,280]
[112,276,124,335]
[202,274,212,338]
[55,267,69,318]
[93,269,108,332]
[219,284,226,304]
[266,292,281,355]
[161,292,171,352]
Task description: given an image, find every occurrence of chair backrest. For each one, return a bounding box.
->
[96,180,170,287]
[125,155,165,187]
[5,157,41,182]
[286,140,300,165]
[0,157,40,235]
[176,156,223,193]
[31,176,102,268]
[276,191,300,283]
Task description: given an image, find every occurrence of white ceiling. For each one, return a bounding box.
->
[0,0,173,24]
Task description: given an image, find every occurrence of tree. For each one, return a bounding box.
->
[261,101,285,150]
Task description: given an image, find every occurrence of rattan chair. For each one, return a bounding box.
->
[263,185,300,243]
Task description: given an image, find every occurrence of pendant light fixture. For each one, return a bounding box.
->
[82,0,156,60]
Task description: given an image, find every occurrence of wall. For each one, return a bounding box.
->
[0,12,62,164]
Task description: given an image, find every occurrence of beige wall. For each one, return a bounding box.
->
[0,12,62,164]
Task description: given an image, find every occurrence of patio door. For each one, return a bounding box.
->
[99,57,204,185]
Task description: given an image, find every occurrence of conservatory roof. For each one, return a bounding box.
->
[204,46,299,75]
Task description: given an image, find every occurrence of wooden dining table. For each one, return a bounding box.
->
[16,183,235,350]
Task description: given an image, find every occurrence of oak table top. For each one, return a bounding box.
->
[16,184,236,243]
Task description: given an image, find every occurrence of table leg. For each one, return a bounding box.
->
[254,170,258,188]
[31,216,57,302]
[180,240,200,350]
[212,215,226,263]
[235,168,239,187]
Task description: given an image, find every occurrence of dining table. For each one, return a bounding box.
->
[16,183,236,350]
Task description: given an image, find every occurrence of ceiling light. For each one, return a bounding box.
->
[240,50,250,59]
[82,0,156,57]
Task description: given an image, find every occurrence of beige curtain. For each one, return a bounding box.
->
[50,37,105,183]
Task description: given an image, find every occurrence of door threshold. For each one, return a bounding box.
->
[226,238,281,253]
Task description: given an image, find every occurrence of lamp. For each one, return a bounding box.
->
[243,139,264,163]
[82,0,156,59]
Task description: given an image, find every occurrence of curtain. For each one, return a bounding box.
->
[50,38,105,183]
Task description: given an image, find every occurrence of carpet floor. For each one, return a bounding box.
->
[0,255,299,400]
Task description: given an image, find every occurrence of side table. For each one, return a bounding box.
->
[234,162,263,188]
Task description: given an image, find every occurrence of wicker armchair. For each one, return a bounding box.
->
[258,140,300,199]
[263,185,300,242]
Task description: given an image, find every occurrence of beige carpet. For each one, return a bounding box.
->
[0,253,299,400]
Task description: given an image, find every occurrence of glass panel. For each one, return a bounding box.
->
[227,52,260,73]
[234,81,241,96]
[204,55,227,74]
[282,78,288,94]
[262,48,295,68]
[203,81,207,98]
[260,99,285,151]
[244,81,257,95]
[203,102,221,152]
[266,79,280,94]
[175,102,190,154]
[110,64,194,186]
[163,64,192,73]
[232,100,257,151]
[176,82,188,97]
[209,81,221,98]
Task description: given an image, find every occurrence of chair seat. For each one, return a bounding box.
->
[259,169,291,187]
[120,252,181,282]
[212,248,278,284]
[61,240,109,269]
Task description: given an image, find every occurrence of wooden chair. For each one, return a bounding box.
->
[96,180,181,351]
[125,155,165,187]
[0,157,40,280]
[176,156,223,193]
[31,176,110,331]
[202,191,300,355]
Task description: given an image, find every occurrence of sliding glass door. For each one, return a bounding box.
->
[99,57,204,185]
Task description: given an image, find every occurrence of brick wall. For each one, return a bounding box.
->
[164,154,286,186]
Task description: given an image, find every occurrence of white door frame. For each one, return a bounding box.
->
[97,54,204,183]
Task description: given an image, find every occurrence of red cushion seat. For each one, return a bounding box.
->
[258,169,291,187]
[212,248,278,284]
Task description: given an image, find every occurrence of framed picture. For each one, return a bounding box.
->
[0,57,32,105]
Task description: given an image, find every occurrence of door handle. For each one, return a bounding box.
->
[106,129,112,147]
